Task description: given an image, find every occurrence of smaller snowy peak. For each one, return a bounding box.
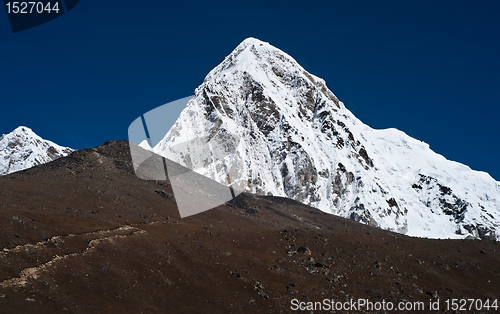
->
[6,126,43,141]
[0,126,74,175]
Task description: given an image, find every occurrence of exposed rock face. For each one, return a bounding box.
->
[154,38,500,240]
[0,126,73,176]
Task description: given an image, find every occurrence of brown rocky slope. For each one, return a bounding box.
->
[0,140,498,313]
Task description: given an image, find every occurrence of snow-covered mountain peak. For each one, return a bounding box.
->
[0,126,73,175]
[4,126,36,139]
[201,37,338,107]
[154,38,500,240]
[221,37,308,77]
[12,125,32,133]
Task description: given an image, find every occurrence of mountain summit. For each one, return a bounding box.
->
[0,126,73,175]
[154,38,500,240]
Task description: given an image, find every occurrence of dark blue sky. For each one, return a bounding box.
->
[1,0,499,180]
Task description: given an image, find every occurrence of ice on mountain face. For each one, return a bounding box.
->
[0,126,73,175]
[154,37,500,240]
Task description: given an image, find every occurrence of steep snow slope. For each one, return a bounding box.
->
[154,38,500,240]
[0,126,73,175]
